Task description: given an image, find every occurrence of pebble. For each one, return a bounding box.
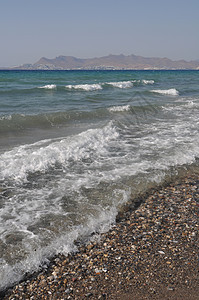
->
[158,250,165,255]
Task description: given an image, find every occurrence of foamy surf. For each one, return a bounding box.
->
[0,195,121,291]
[108,105,131,112]
[106,81,133,88]
[36,80,154,92]
[0,115,12,121]
[0,122,119,183]
[39,84,57,89]
[150,88,179,96]
[65,83,102,91]
[142,80,154,84]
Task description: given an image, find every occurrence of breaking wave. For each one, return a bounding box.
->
[0,122,119,183]
[65,84,102,91]
[106,81,133,88]
[150,88,179,96]
[108,105,131,112]
[39,84,57,89]
[142,80,154,84]
[1,79,156,95]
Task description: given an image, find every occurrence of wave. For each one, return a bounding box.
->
[0,112,74,135]
[38,84,57,89]
[0,101,160,135]
[162,99,199,113]
[0,205,119,292]
[0,113,62,134]
[65,83,102,91]
[66,81,135,91]
[38,80,154,91]
[106,81,133,89]
[108,105,131,112]
[0,110,105,135]
[0,79,155,96]
[150,88,179,96]
[0,115,12,121]
[142,80,154,84]
[0,85,57,95]
[0,122,119,183]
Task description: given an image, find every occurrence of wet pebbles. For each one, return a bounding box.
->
[3,174,199,299]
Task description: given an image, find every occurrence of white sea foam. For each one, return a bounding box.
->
[0,115,12,121]
[150,88,179,96]
[162,99,198,113]
[65,83,102,91]
[106,81,133,89]
[0,203,121,291]
[142,80,154,84]
[0,121,128,290]
[108,105,131,112]
[39,84,57,89]
[184,100,197,108]
[0,122,119,183]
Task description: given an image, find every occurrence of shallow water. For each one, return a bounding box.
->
[0,70,199,289]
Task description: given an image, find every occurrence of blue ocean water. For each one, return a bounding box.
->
[0,70,199,289]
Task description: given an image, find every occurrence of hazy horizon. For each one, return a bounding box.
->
[1,53,198,70]
[1,0,199,67]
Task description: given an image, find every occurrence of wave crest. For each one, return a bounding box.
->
[39,84,57,89]
[142,80,154,84]
[150,88,179,96]
[0,122,119,183]
[108,105,131,112]
[106,81,133,89]
[65,84,102,91]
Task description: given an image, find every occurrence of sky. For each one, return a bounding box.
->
[0,0,199,67]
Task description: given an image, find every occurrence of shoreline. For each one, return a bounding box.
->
[3,172,199,299]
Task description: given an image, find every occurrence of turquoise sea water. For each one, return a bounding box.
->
[0,70,199,289]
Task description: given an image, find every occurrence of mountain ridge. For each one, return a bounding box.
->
[14,54,199,70]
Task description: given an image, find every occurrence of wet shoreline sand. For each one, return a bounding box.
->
[4,173,199,299]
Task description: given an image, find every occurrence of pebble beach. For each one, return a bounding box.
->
[2,172,199,300]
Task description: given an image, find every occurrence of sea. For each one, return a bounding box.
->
[0,69,199,290]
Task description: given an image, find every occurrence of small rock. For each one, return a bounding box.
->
[90,277,95,281]
[98,294,107,299]
[85,292,93,297]
[52,271,57,277]
[167,286,175,291]
[150,288,156,294]
[72,277,77,282]
[87,244,93,250]
[94,268,102,274]
[65,288,70,294]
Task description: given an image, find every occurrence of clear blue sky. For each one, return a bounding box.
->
[0,0,198,67]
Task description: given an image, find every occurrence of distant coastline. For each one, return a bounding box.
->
[2,54,199,70]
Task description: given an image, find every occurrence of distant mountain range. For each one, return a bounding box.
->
[13,54,199,70]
